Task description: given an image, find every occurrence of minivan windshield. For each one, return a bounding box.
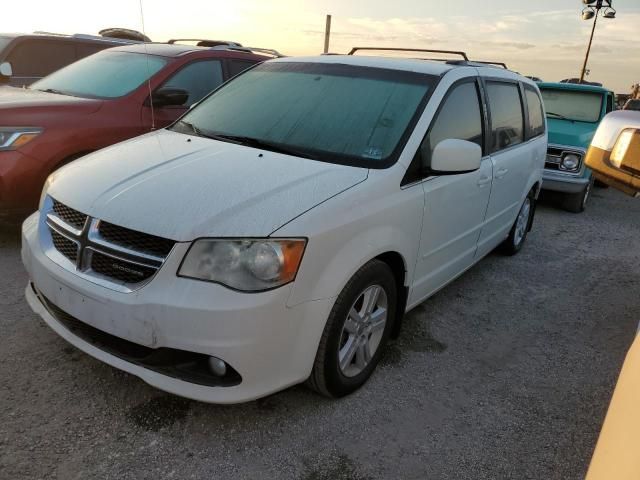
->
[540,88,603,123]
[31,51,167,99]
[173,62,437,167]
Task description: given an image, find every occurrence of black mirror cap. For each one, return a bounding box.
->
[150,87,189,107]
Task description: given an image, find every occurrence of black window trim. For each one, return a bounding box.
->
[522,83,546,141]
[401,75,487,187]
[481,76,527,155]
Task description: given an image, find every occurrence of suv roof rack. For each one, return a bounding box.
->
[168,39,243,47]
[473,60,508,69]
[212,45,285,58]
[446,59,510,70]
[32,30,143,43]
[348,47,468,61]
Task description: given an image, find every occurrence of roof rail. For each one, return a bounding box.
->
[473,60,508,69]
[348,47,468,61]
[224,47,286,58]
[168,39,243,47]
[446,59,510,70]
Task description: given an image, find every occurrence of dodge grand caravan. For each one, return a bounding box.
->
[22,49,546,403]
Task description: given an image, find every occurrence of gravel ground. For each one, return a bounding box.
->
[1,187,640,480]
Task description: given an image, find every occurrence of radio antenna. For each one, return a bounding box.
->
[139,0,155,130]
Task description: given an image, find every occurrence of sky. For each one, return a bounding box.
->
[2,0,639,92]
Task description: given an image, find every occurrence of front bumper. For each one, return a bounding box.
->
[542,170,590,194]
[21,213,333,403]
[0,150,44,218]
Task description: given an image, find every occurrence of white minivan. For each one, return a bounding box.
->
[22,49,546,403]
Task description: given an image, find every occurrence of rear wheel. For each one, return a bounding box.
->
[501,192,534,255]
[563,175,594,213]
[307,260,396,398]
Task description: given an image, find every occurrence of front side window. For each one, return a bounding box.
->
[540,88,603,123]
[161,60,224,107]
[7,40,76,77]
[486,82,524,152]
[31,51,167,99]
[422,81,483,167]
[524,86,545,138]
[173,62,437,168]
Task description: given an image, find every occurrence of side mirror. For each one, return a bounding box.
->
[430,139,482,174]
[151,87,189,107]
[0,62,13,78]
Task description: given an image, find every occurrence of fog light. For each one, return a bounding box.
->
[208,356,227,377]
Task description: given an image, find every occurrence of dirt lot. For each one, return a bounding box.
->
[1,188,639,480]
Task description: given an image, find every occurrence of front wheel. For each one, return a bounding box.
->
[563,175,594,213]
[306,260,397,398]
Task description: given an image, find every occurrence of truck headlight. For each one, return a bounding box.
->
[560,153,581,172]
[0,127,42,151]
[610,129,637,168]
[178,238,306,291]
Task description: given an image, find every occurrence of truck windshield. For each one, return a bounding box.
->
[30,51,166,99]
[540,88,603,123]
[172,62,437,168]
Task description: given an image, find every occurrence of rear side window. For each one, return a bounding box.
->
[486,81,524,152]
[524,86,545,138]
[162,60,224,106]
[7,40,76,77]
[227,59,257,78]
[75,43,111,60]
[424,81,484,165]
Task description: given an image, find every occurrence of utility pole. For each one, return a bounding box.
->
[323,15,332,54]
[579,0,616,84]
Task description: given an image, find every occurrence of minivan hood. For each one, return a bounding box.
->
[547,118,599,149]
[0,86,102,114]
[47,129,368,241]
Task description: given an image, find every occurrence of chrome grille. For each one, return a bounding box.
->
[52,200,88,230]
[545,145,584,173]
[98,221,174,257]
[50,229,78,263]
[42,197,176,292]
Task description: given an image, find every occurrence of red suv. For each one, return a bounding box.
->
[0,42,273,220]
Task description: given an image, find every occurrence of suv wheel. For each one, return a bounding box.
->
[501,192,534,255]
[306,260,396,398]
[563,175,594,213]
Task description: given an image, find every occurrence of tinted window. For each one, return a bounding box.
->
[162,60,224,106]
[486,82,524,152]
[0,37,12,57]
[31,51,166,99]
[227,59,257,78]
[8,40,76,77]
[174,62,436,168]
[524,86,545,138]
[75,43,111,60]
[424,81,483,165]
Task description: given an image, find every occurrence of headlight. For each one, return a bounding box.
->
[178,238,307,291]
[0,127,42,151]
[610,129,636,168]
[38,175,54,211]
[560,153,581,172]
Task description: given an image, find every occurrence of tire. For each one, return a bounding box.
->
[306,260,397,398]
[563,175,594,213]
[500,192,535,256]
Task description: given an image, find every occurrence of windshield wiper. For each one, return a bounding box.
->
[176,120,206,138]
[546,111,570,120]
[203,132,318,160]
[35,88,74,97]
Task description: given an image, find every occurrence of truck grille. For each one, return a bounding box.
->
[545,145,584,173]
[42,197,176,292]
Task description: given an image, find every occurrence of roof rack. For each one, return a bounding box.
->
[446,59,511,70]
[168,39,243,47]
[473,61,508,69]
[348,47,468,61]
[214,46,285,58]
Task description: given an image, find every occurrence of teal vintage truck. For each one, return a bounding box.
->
[538,82,616,212]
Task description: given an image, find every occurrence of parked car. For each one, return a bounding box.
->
[585,110,640,197]
[623,99,640,111]
[22,49,546,404]
[0,31,142,87]
[0,42,275,221]
[538,82,616,212]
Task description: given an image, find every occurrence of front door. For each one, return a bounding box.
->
[409,78,493,305]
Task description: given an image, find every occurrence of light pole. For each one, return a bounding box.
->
[579,0,616,84]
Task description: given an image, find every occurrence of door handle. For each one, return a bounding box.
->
[477,176,491,187]
[495,168,509,179]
